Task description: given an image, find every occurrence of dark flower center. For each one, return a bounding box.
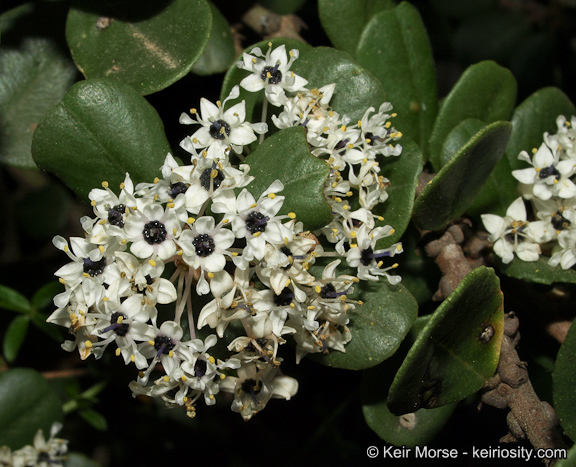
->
[168,182,188,198]
[200,167,225,191]
[360,246,373,266]
[241,378,261,395]
[194,359,207,378]
[193,234,216,257]
[245,211,268,234]
[539,165,560,180]
[274,287,294,307]
[551,211,571,231]
[103,311,130,336]
[154,335,176,355]
[108,204,126,227]
[209,119,231,140]
[364,132,381,146]
[143,220,167,245]
[83,257,107,276]
[320,283,336,299]
[261,65,282,84]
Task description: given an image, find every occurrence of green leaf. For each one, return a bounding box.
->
[3,316,29,363]
[0,368,63,450]
[32,78,171,200]
[495,256,576,285]
[243,126,331,230]
[66,0,212,95]
[0,38,76,168]
[31,313,63,342]
[309,265,418,370]
[191,2,235,76]
[439,118,485,167]
[553,320,576,442]
[556,443,576,467]
[318,0,396,56]
[79,408,108,431]
[373,138,423,248]
[440,119,517,218]
[355,2,438,151]
[0,285,31,314]
[428,61,517,170]
[362,315,458,445]
[412,121,512,231]
[31,281,63,312]
[506,87,575,171]
[291,46,386,123]
[387,266,504,415]
[221,37,312,122]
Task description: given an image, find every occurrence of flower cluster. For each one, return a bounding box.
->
[49,44,403,420]
[482,115,576,268]
[0,424,67,467]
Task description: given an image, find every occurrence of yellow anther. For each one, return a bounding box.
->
[396,244,402,252]
[391,113,397,117]
[343,205,349,210]
[288,212,296,219]
[173,228,178,236]
[130,354,135,362]
[193,137,198,144]
[378,216,384,221]
[389,228,396,235]
[362,158,368,164]
[252,57,257,64]
[222,218,230,224]
[149,259,157,267]
[84,340,93,348]
[167,202,175,209]
[285,278,291,288]
[207,272,215,279]
[346,191,353,197]
[334,197,342,203]
[350,243,358,248]
[163,376,170,382]
[358,120,362,127]
[82,272,90,278]
[253,231,262,237]
[250,203,258,209]
[554,179,559,184]
[169,350,174,358]
[323,126,330,133]
[153,177,159,184]
[148,340,155,346]
[190,108,197,114]
[209,356,215,364]
[181,375,188,382]
[315,285,322,293]
[116,348,121,356]
[220,374,226,380]
[347,143,354,149]
[385,121,391,128]
[209,394,215,400]
[59,278,66,284]
[350,231,357,238]
[341,125,347,132]
[267,71,272,79]
[90,200,97,206]
[188,217,195,224]
[268,193,276,199]
[392,263,399,268]
[307,306,315,310]
[377,261,383,268]
[532,147,538,154]
[396,131,403,138]
[121,238,128,244]
[366,139,372,144]
[102,181,109,188]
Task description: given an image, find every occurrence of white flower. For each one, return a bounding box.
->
[481,197,543,263]
[237,44,308,106]
[180,86,267,160]
[512,142,576,200]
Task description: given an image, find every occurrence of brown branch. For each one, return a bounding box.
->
[242,5,307,42]
[481,312,568,466]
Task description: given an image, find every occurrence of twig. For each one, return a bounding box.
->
[481,312,569,466]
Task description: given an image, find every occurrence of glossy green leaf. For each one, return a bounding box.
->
[362,315,457,445]
[291,47,386,123]
[495,256,576,285]
[355,2,438,150]
[191,2,235,76]
[428,61,517,170]
[309,265,418,370]
[79,409,108,431]
[373,139,423,249]
[0,285,31,314]
[553,320,576,442]
[0,2,77,168]
[318,0,396,56]
[220,38,312,123]
[32,78,171,200]
[66,0,212,95]
[412,121,512,231]
[0,368,63,449]
[387,266,504,415]
[243,126,331,230]
[439,118,485,167]
[556,443,576,467]
[3,316,29,363]
[439,119,518,218]
[506,87,575,171]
